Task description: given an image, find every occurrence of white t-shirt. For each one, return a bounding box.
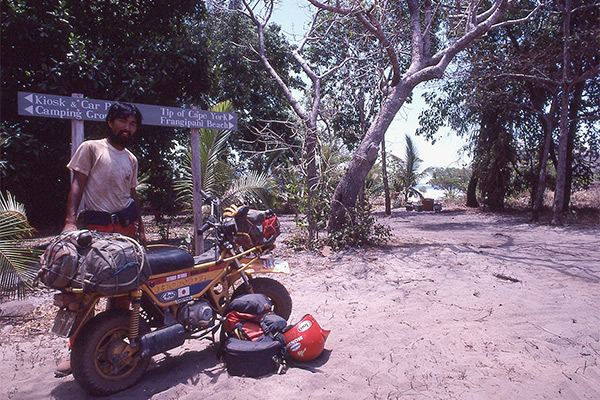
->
[67,138,138,213]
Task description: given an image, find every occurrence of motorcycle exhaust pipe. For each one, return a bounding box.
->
[140,323,186,358]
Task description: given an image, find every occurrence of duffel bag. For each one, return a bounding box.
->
[37,230,92,289]
[80,233,148,295]
[222,336,286,377]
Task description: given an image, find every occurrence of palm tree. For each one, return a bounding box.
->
[0,192,40,298]
[390,135,430,204]
[174,101,272,210]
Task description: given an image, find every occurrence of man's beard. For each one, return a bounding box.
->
[109,130,133,148]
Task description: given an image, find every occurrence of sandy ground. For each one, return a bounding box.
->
[1,208,599,400]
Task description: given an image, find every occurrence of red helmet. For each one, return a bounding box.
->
[283,314,330,361]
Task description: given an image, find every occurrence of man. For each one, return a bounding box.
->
[55,102,146,378]
[62,101,146,245]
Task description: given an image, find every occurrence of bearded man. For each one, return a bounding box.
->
[62,101,146,245]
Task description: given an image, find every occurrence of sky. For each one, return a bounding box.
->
[269,1,471,172]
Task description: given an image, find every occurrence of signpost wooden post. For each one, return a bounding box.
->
[18,91,237,254]
[70,93,85,214]
[190,107,204,255]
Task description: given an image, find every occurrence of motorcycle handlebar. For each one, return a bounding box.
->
[200,189,213,205]
[197,221,213,235]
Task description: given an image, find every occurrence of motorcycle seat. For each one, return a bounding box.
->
[145,246,195,276]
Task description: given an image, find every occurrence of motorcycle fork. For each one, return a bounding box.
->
[230,258,254,293]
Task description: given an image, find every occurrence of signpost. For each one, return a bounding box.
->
[18,91,238,255]
[18,91,238,130]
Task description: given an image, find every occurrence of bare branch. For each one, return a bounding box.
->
[494,73,560,89]
[492,1,543,29]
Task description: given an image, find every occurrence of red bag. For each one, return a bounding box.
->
[223,311,265,341]
[262,215,280,241]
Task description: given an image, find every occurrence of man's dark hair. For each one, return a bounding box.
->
[106,102,143,125]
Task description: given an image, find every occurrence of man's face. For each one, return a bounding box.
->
[107,114,138,148]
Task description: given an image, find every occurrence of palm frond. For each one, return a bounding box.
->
[173,100,273,210]
[0,192,41,298]
[222,171,271,208]
[174,100,236,205]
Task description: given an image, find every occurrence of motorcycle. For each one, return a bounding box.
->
[49,194,292,396]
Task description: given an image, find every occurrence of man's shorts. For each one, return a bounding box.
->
[85,222,137,238]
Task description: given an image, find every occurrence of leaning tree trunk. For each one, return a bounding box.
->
[328,85,410,232]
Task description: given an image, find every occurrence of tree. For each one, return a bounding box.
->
[429,167,471,198]
[0,192,40,298]
[206,3,301,165]
[303,1,539,232]
[1,0,211,227]
[173,102,272,210]
[389,135,429,204]
[551,0,600,224]
[417,0,599,220]
[233,0,359,246]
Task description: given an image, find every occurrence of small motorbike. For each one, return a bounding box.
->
[49,194,292,396]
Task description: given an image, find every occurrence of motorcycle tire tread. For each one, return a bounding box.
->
[71,309,150,397]
[232,277,292,321]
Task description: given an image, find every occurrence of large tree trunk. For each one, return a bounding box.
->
[328,85,410,232]
[552,0,572,225]
[466,174,479,208]
[562,81,584,212]
[531,115,555,222]
[476,109,512,211]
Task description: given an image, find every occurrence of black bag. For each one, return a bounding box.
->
[223,209,280,250]
[222,336,286,377]
[229,293,272,315]
[222,293,288,376]
[223,294,287,341]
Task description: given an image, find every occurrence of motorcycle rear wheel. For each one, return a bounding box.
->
[71,309,150,396]
[232,277,292,320]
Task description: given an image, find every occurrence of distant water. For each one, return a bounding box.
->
[415,185,446,200]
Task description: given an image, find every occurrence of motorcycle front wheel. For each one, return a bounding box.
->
[232,277,293,320]
[71,309,150,396]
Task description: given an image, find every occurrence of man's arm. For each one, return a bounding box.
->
[131,188,147,246]
[63,171,87,232]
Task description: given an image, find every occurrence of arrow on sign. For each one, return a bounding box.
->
[25,94,33,103]
[25,106,33,114]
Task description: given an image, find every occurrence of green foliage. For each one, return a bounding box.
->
[417,1,600,211]
[1,0,211,227]
[0,122,70,228]
[388,135,430,204]
[174,101,272,211]
[327,199,391,251]
[0,192,41,299]
[429,167,471,197]
[206,4,300,170]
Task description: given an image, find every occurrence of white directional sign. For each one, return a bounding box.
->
[18,91,238,130]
